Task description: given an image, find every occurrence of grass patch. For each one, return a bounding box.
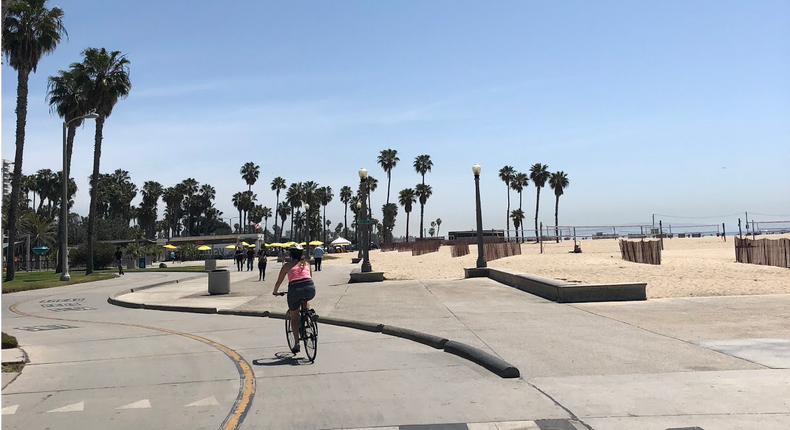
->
[2,271,116,294]
[2,332,18,349]
[2,363,24,373]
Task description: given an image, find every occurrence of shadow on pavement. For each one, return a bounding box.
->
[253,352,313,367]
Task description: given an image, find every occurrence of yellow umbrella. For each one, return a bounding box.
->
[197,245,211,251]
[282,241,295,247]
[299,242,306,246]
[248,244,256,248]
[163,244,177,249]
[225,245,237,249]
[242,241,250,246]
[309,240,323,246]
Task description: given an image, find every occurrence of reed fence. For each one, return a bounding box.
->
[735,237,790,269]
[619,239,662,265]
[450,242,470,258]
[483,242,521,261]
[396,242,414,252]
[412,240,442,256]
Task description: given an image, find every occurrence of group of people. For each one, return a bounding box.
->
[233,246,268,281]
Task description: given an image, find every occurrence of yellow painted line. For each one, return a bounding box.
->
[9,297,256,430]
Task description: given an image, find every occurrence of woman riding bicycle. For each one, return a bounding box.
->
[272,245,316,354]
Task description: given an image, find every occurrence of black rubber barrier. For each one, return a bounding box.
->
[218,309,270,317]
[443,340,520,378]
[316,316,384,332]
[381,325,448,349]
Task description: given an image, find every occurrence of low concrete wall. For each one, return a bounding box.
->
[465,267,646,303]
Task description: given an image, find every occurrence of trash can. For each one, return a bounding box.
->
[127,258,135,269]
[204,259,217,271]
[208,269,230,295]
[138,257,146,269]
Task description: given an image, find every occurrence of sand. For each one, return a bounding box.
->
[324,234,790,298]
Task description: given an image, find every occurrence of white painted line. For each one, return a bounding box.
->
[2,405,19,415]
[117,399,151,409]
[185,396,219,407]
[47,401,84,413]
[494,421,540,430]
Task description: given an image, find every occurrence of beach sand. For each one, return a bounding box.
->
[324,234,789,298]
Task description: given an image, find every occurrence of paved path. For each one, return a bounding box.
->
[99,259,790,430]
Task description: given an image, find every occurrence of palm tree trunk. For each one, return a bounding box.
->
[506,188,511,240]
[4,67,32,282]
[386,172,391,205]
[515,223,519,243]
[323,205,327,244]
[519,191,524,243]
[534,187,541,239]
[555,194,560,243]
[405,211,410,242]
[86,116,106,275]
[273,193,280,239]
[419,203,425,239]
[344,203,348,241]
[289,208,294,240]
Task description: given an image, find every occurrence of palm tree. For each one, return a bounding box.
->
[270,176,286,238]
[339,185,352,240]
[20,212,55,247]
[231,192,243,233]
[261,206,272,240]
[415,183,432,240]
[162,186,182,238]
[277,202,289,240]
[549,171,569,243]
[413,154,433,186]
[498,166,515,240]
[377,149,400,204]
[47,68,87,169]
[33,168,55,213]
[240,162,260,192]
[510,172,528,242]
[436,218,442,237]
[364,176,378,218]
[3,0,66,281]
[286,182,303,240]
[510,209,525,243]
[138,181,163,238]
[74,47,132,275]
[317,186,333,243]
[529,163,550,240]
[398,188,416,242]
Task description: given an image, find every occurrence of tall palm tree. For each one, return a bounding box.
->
[261,206,272,240]
[138,180,163,238]
[270,176,286,238]
[318,186,333,243]
[529,163,550,240]
[398,188,416,242]
[510,172,528,242]
[377,149,400,204]
[415,183,432,240]
[510,209,525,243]
[286,182,303,240]
[364,176,378,219]
[349,195,360,244]
[231,192,243,234]
[413,154,433,186]
[162,186,182,238]
[33,168,55,213]
[277,202,289,240]
[3,0,66,281]
[339,185,352,240]
[240,162,259,228]
[436,218,442,237]
[47,68,87,169]
[74,47,132,275]
[549,171,569,243]
[498,166,515,240]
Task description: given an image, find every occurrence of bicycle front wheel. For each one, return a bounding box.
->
[302,312,318,362]
[285,310,295,352]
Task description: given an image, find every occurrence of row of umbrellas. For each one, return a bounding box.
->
[160,241,326,251]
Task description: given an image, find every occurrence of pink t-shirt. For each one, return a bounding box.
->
[287,263,311,282]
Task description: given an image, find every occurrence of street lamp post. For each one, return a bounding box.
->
[358,168,372,272]
[356,201,363,259]
[473,164,487,268]
[60,113,99,282]
[304,203,310,258]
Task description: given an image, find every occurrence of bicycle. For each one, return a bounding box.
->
[277,292,318,362]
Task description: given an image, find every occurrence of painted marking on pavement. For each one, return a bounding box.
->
[10,293,255,430]
[47,401,84,413]
[14,324,78,332]
[186,396,220,407]
[2,405,19,415]
[471,422,539,430]
[334,422,561,430]
[117,399,151,409]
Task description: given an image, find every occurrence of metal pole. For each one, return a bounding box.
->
[26,234,30,272]
[60,122,70,281]
[474,172,486,268]
[659,220,664,250]
[722,223,726,242]
[360,177,371,273]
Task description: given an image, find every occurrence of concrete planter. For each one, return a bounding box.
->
[204,259,217,271]
[208,269,230,295]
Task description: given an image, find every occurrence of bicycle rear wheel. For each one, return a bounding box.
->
[302,312,318,362]
[285,310,295,352]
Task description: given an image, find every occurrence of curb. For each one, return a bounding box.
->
[382,325,448,349]
[107,280,521,379]
[443,340,520,379]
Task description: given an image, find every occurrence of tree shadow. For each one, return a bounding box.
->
[252,351,312,367]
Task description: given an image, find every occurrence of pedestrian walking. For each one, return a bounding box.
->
[313,245,324,271]
[246,247,255,271]
[234,247,243,271]
[258,250,267,281]
[114,247,124,276]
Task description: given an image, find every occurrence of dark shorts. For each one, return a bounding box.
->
[287,279,316,311]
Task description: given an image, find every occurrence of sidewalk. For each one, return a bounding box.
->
[113,260,790,429]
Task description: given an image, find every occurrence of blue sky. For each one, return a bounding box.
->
[3,0,789,236]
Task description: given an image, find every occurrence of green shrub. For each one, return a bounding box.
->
[71,241,116,269]
[2,332,18,349]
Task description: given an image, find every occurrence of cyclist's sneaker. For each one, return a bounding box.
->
[291,344,300,354]
[308,309,318,318]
